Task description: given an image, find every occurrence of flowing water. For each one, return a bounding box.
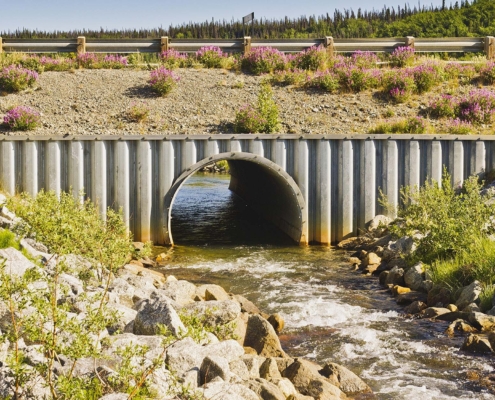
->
[156,172,495,400]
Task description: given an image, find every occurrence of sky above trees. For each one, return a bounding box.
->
[1,0,445,32]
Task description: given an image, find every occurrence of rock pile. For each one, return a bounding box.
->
[340,214,495,355]
[0,194,373,399]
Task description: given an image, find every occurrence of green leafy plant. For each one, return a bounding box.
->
[369,117,428,134]
[126,102,151,123]
[234,83,280,133]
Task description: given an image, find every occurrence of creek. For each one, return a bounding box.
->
[155,172,495,400]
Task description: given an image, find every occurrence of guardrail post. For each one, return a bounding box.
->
[243,36,252,55]
[485,36,495,59]
[405,36,415,49]
[161,36,169,53]
[324,36,335,57]
[77,36,86,54]
[0,37,3,54]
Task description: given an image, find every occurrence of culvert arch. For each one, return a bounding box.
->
[164,152,308,246]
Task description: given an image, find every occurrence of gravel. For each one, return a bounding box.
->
[0,68,469,136]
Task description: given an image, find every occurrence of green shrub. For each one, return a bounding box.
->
[0,229,19,249]
[234,83,280,133]
[387,171,495,265]
[369,117,428,134]
[307,70,340,93]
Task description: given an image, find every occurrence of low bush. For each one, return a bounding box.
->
[160,49,187,69]
[369,117,428,134]
[126,101,150,123]
[195,46,226,68]
[234,83,280,133]
[446,118,475,134]
[480,61,495,85]
[307,70,340,92]
[270,69,309,87]
[241,46,287,75]
[0,228,20,249]
[411,64,442,93]
[38,55,75,72]
[443,63,476,84]
[386,171,495,265]
[383,70,415,102]
[100,54,128,69]
[76,52,99,69]
[0,65,38,92]
[389,46,415,68]
[334,63,382,92]
[3,106,41,131]
[351,51,380,68]
[428,94,458,119]
[148,66,180,96]
[292,45,328,71]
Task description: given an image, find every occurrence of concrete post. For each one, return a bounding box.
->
[485,36,495,60]
[243,36,252,55]
[405,36,415,48]
[161,36,169,53]
[77,36,86,54]
[324,36,335,58]
[0,37,3,54]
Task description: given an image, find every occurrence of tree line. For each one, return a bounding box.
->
[1,0,493,40]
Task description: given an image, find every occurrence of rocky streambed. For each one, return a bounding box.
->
[0,195,373,400]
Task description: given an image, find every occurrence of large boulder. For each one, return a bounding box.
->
[455,281,482,311]
[260,358,282,380]
[366,215,392,236]
[133,293,185,336]
[165,337,204,376]
[461,334,493,354]
[384,266,405,286]
[233,294,261,314]
[160,280,197,305]
[201,355,231,384]
[247,378,286,400]
[200,380,259,400]
[244,314,287,358]
[468,312,495,331]
[404,263,426,292]
[320,362,372,395]
[0,247,39,277]
[282,359,343,400]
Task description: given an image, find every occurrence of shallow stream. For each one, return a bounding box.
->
[156,173,495,399]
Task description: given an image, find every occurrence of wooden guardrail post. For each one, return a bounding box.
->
[485,36,495,59]
[324,36,335,57]
[161,37,169,53]
[243,36,252,55]
[405,36,415,49]
[77,36,86,54]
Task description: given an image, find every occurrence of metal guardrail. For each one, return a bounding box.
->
[0,36,493,57]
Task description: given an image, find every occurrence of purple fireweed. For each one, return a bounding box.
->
[149,67,180,96]
[77,52,98,68]
[307,69,340,92]
[160,49,187,69]
[292,45,327,71]
[0,65,38,92]
[444,63,476,83]
[447,118,474,134]
[351,51,379,68]
[480,62,495,85]
[411,64,442,93]
[383,69,415,102]
[333,63,382,92]
[195,46,227,68]
[102,55,128,69]
[241,46,287,75]
[389,46,415,68]
[3,106,41,131]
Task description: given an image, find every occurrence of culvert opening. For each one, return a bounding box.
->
[166,154,306,246]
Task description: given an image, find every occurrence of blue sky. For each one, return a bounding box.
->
[1,0,444,32]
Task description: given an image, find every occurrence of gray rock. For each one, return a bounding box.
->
[182,299,241,326]
[196,284,229,301]
[463,303,481,313]
[270,378,298,398]
[165,337,204,376]
[403,300,427,314]
[201,380,259,400]
[404,263,425,291]
[108,277,136,307]
[456,281,482,311]
[160,280,197,305]
[461,334,493,354]
[133,292,185,336]
[385,266,405,286]
[445,319,477,336]
[233,294,261,314]
[20,238,52,264]
[230,358,250,381]
[0,194,6,206]
[244,314,286,358]
[421,307,452,319]
[201,355,231,384]
[242,355,264,379]
[203,340,245,362]
[320,362,372,395]
[106,303,138,334]
[260,358,282,380]
[366,214,392,235]
[247,378,286,400]
[468,312,495,331]
[0,247,39,277]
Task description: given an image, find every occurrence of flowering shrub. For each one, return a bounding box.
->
[480,62,495,85]
[411,64,442,93]
[307,70,340,92]
[160,49,187,69]
[383,70,415,102]
[149,67,180,96]
[458,89,495,125]
[334,63,382,92]
[270,69,309,86]
[0,65,39,92]
[429,89,495,125]
[38,56,75,71]
[234,83,279,133]
[447,118,475,134]
[241,47,287,75]
[444,63,476,84]
[195,46,226,68]
[428,94,458,118]
[77,52,98,68]
[369,116,428,134]
[351,51,380,68]
[292,45,328,71]
[101,55,128,69]
[389,46,415,68]
[3,106,41,131]
[126,102,150,123]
